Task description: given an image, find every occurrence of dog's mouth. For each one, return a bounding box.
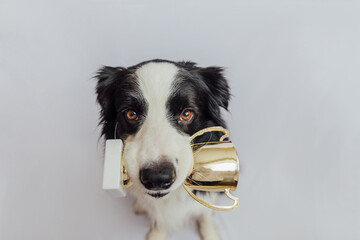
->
[147,191,169,198]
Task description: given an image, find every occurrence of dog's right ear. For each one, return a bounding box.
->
[95,66,127,123]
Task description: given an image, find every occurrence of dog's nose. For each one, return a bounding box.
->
[140,162,176,190]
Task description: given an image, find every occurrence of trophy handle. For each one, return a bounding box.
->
[190,126,229,142]
[183,184,239,211]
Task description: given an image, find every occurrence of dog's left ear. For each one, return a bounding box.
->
[198,67,231,110]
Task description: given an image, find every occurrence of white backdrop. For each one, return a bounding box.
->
[1,1,359,239]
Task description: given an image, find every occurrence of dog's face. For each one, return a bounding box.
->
[96,60,230,199]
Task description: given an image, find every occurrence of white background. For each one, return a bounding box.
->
[1,0,359,239]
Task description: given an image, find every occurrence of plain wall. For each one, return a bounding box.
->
[1,0,359,239]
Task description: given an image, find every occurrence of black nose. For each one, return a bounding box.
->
[140,162,176,190]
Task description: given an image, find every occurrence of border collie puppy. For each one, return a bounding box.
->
[95,59,230,240]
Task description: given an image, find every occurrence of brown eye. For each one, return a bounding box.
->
[179,109,194,124]
[126,110,138,121]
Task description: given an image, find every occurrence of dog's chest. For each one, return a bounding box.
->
[142,189,216,230]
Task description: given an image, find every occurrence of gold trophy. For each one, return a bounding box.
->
[183,126,239,211]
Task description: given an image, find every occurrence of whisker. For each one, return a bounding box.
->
[192,171,207,179]
[187,176,202,186]
[192,131,214,157]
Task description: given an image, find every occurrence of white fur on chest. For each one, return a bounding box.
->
[130,187,217,231]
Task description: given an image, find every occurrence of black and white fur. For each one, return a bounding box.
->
[95,59,230,240]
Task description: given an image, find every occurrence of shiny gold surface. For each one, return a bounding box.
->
[184,142,239,191]
[121,145,132,189]
[183,126,239,211]
[183,185,239,211]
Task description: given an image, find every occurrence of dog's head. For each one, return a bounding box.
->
[96,59,230,199]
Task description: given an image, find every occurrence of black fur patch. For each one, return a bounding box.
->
[95,66,148,140]
[167,61,231,144]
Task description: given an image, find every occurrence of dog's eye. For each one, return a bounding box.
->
[125,110,138,121]
[179,109,194,124]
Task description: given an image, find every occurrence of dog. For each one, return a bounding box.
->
[95,59,230,240]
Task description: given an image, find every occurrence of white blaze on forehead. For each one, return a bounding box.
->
[135,62,178,106]
[134,62,180,159]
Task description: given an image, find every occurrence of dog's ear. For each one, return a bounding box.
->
[95,66,127,123]
[198,66,230,111]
